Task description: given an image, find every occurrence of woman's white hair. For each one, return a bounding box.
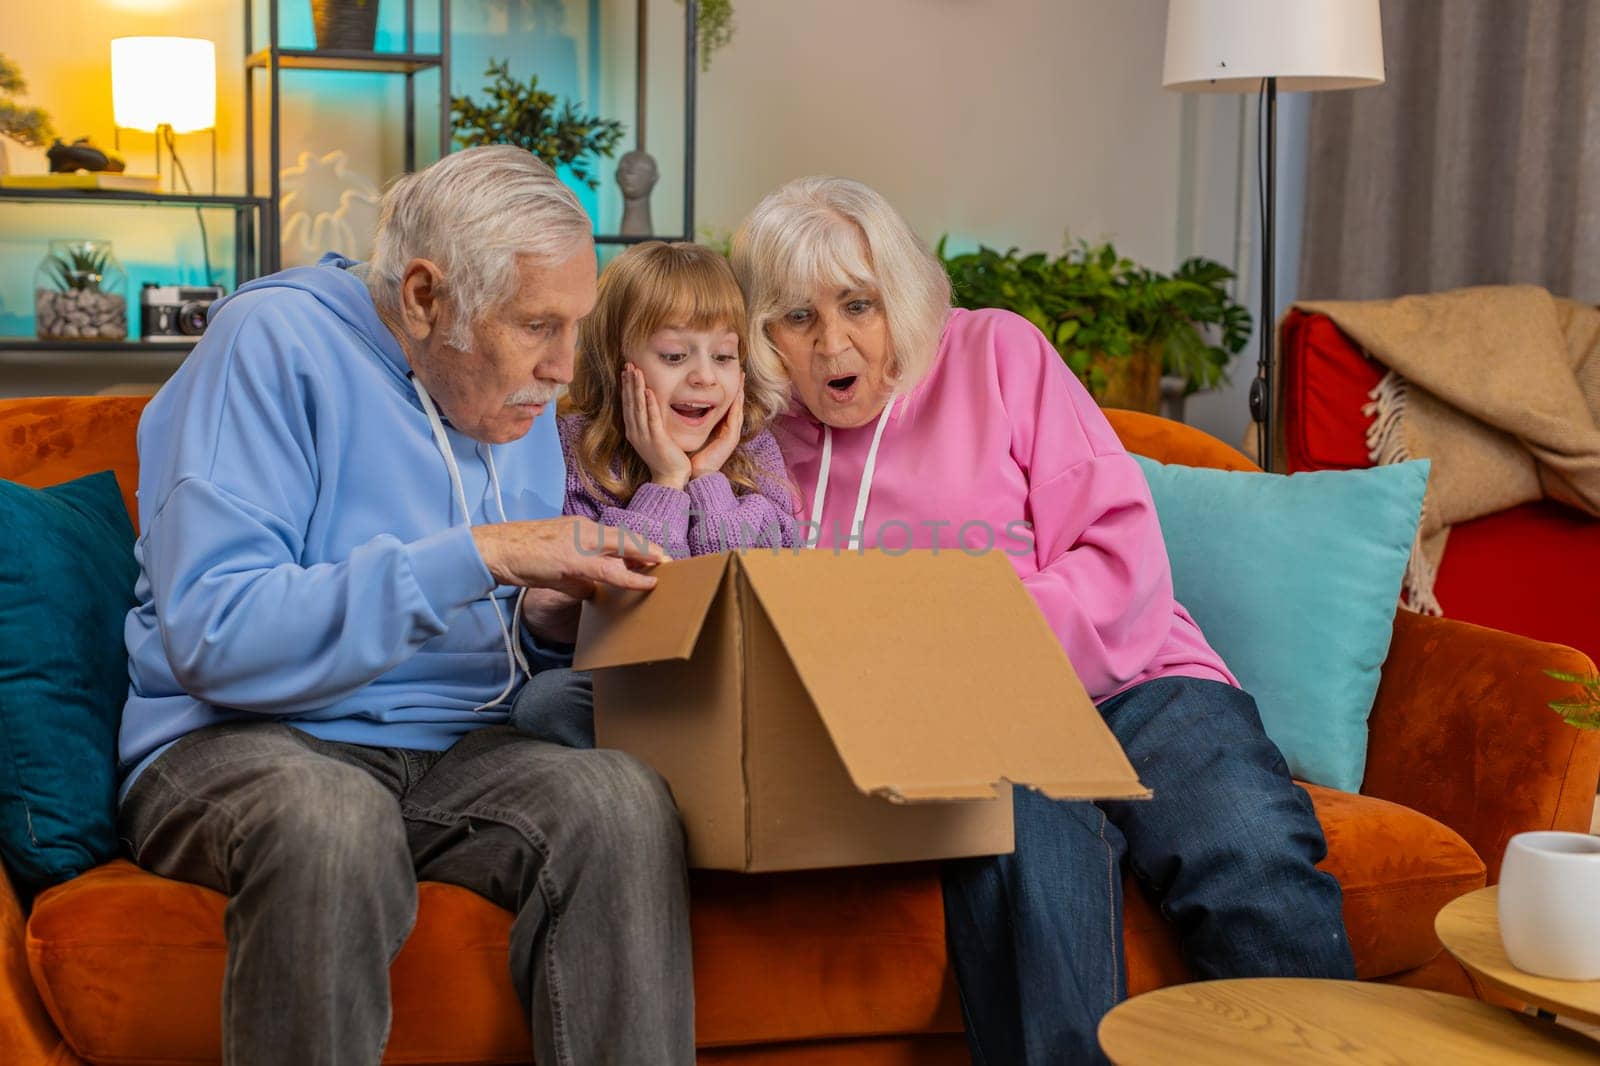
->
[367,145,593,349]
[730,176,951,395]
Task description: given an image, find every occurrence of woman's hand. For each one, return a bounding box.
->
[472,516,670,601]
[622,364,692,491]
[691,378,745,480]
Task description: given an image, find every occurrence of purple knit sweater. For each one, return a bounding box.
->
[558,414,799,558]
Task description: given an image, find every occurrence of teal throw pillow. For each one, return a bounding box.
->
[0,471,137,900]
[1131,455,1429,793]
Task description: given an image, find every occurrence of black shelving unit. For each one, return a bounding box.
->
[244,0,451,248]
[0,188,274,283]
[0,188,273,356]
[599,0,697,244]
[244,0,697,252]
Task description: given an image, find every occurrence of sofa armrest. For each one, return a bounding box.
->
[1363,609,1600,882]
[0,862,76,1064]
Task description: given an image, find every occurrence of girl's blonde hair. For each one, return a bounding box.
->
[567,241,788,504]
[731,176,952,396]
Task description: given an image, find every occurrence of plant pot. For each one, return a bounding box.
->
[1085,346,1162,414]
[34,239,128,341]
[312,0,380,52]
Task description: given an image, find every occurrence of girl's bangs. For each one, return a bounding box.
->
[624,252,749,351]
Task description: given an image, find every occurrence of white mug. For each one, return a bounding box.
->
[1498,831,1600,980]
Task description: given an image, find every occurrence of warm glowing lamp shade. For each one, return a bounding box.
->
[111,37,216,133]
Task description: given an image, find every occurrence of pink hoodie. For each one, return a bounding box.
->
[771,307,1236,703]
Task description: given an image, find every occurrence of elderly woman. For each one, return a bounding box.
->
[729,178,1355,1065]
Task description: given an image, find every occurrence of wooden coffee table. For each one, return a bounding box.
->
[1097,978,1598,1064]
[1436,885,1600,1025]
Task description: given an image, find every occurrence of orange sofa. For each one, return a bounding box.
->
[2,396,1597,1065]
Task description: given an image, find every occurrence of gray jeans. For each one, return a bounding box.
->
[118,721,694,1066]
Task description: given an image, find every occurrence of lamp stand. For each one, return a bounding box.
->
[1251,76,1278,472]
[114,125,216,194]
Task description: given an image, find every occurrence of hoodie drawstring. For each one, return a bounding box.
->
[412,374,529,711]
[807,397,896,550]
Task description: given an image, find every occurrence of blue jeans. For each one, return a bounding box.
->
[941,676,1355,1065]
[510,667,597,749]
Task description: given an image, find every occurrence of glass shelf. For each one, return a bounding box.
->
[0,338,195,354]
[0,189,270,208]
[246,48,443,74]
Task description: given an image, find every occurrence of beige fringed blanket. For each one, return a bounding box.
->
[1294,285,1600,614]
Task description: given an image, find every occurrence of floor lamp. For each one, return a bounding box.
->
[1162,0,1384,472]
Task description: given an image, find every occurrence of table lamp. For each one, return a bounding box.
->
[111,36,217,194]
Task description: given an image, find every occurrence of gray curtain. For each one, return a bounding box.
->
[1300,0,1600,303]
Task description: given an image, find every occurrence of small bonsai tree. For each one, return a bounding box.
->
[0,53,53,151]
[451,59,625,190]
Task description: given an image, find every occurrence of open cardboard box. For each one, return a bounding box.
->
[574,549,1148,872]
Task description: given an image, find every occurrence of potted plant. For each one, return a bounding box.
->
[0,52,54,176]
[311,0,379,52]
[452,59,625,190]
[938,238,1251,413]
[681,0,736,70]
[34,239,128,340]
[1548,670,1600,730]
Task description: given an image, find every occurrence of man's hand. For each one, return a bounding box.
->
[520,586,584,646]
[622,364,693,491]
[472,516,670,600]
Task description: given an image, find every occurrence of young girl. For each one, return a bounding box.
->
[511,240,798,745]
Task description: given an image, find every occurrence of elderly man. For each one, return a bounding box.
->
[116,146,693,1065]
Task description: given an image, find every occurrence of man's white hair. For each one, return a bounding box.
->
[731,176,952,395]
[367,145,593,348]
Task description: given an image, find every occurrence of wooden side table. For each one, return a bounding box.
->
[1436,884,1600,1025]
[1097,978,1598,1064]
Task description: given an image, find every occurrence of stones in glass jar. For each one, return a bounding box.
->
[35,288,129,340]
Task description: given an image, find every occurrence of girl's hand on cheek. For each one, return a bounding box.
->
[621,364,691,490]
[691,376,745,479]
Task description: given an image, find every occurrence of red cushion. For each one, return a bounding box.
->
[1281,309,1385,472]
[1434,504,1600,662]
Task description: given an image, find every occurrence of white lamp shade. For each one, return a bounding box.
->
[111,37,217,133]
[1163,0,1384,93]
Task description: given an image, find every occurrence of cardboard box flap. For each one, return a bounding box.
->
[736,550,1149,802]
[573,553,732,670]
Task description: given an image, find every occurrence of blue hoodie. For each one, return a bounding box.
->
[119,254,570,794]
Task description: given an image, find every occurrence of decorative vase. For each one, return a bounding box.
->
[312,0,380,51]
[1085,346,1163,414]
[34,239,128,341]
[1498,831,1600,980]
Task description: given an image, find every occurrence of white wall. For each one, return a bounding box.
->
[696,0,1185,269]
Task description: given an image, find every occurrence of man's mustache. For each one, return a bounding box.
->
[505,383,565,406]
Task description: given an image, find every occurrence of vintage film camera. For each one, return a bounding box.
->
[140,283,227,342]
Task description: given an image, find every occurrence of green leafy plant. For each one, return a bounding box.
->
[451,60,626,190]
[937,238,1252,396]
[1546,669,1600,730]
[45,244,111,293]
[677,0,735,71]
[0,52,54,148]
